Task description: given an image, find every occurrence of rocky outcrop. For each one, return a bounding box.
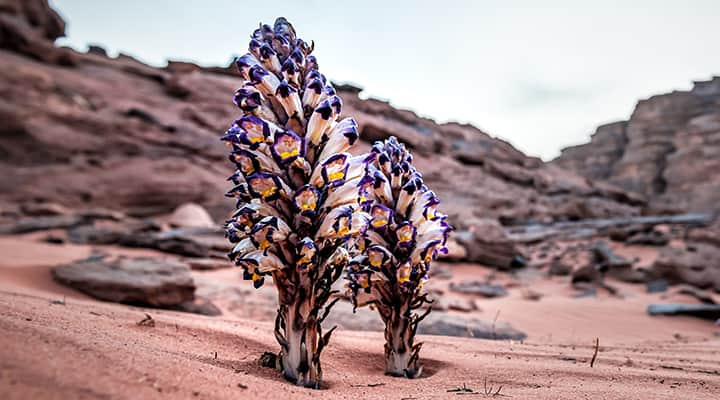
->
[554,77,720,215]
[652,242,720,292]
[453,218,525,269]
[0,0,75,64]
[554,121,627,181]
[52,256,196,306]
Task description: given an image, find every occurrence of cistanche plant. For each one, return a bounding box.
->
[346,137,452,378]
[222,17,370,388]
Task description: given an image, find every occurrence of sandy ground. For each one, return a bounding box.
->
[1,235,719,399]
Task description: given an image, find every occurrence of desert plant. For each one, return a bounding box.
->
[223,17,371,388]
[346,137,452,378]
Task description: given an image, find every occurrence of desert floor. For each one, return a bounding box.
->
[1,235,719,399]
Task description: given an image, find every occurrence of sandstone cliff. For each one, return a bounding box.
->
[554,77,720,215]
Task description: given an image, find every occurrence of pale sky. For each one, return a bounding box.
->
[51,0,720,160]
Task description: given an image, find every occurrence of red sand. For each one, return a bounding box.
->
[1,235,719,399]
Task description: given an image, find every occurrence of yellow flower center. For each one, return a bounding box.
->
[300,201,316,211]
[260,186,277,199]
[328,171,345,181]
[280,148,299,159]
[371,218,387,228]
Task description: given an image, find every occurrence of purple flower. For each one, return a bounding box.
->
[293,185,320,217]
[235,53,260,79]
[306,55,319,71]
[246,172,283,201]
[319,153,349,188]
[370,204,394,230]
[396,261,413,285]
[289,47,305,67]
[316,118,359,162]
[366,244,391,269]
[234,115,271,149]
[306,95,342,146]
[249,38,263,55]
[259,43,281,74]
[295,238,318,271]
[395,221,416,249]
[302,78,324,110]
[396,174,424,217]
[270,129,305,165]
[275,80,303,119]
[305,69,326,85]
[272,34,292,58]
[229,149,260,176]
[233,87,262,113]
[248,64,280,97]
[281,57,300,86]
[225,182,253,201]
[250,216,289,251]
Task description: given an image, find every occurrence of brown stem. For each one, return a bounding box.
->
[278,297,322,388]
[382,294,423,378]
[271,261,343,389]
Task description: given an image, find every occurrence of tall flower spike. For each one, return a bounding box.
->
[224,18,369,389]
[347,136,452,379]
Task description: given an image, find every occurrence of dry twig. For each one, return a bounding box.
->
[350,383,385,388]
[137,313,155,327]
[590,337,599,367]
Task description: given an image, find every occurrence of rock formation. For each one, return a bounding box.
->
[554,77,720,215]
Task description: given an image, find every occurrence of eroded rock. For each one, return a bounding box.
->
[52,256,195,307]
[453,218,525,270]
[449,281,508,298]
[652,243,720,292]
[167,203,216,229]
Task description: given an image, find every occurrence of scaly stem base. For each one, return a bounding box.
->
[383,299,423,378]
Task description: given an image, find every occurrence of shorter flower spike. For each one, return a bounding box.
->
[346,136,452,379]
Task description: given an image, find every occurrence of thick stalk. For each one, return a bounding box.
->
[280,301,322,388]
[383,296,422,378]
[272,251,343,389]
